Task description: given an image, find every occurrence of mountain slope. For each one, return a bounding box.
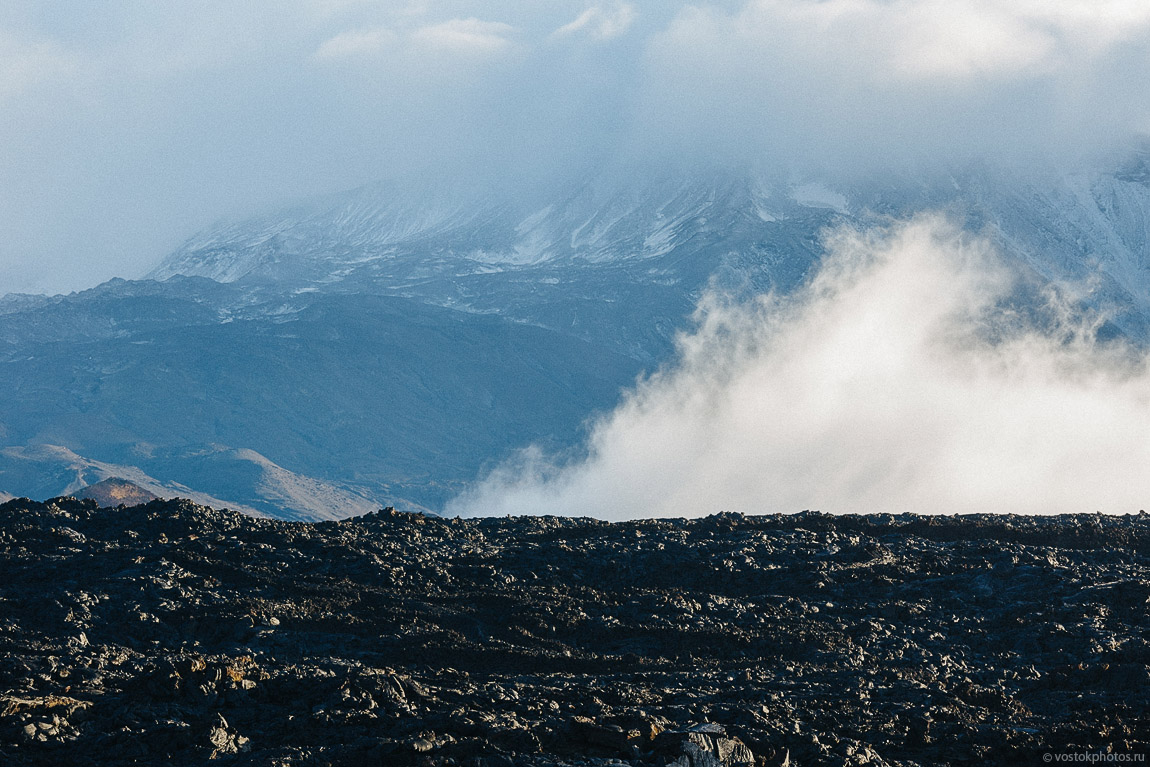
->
[151,162,1150,347]
[0,444,263,516]
[5,159,1150,518]
[0,287,641,516]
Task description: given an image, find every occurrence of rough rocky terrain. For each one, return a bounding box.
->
[75,478,159,508]
[1,497,1147,766]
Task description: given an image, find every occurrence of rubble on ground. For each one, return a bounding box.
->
[1,497,1147,765]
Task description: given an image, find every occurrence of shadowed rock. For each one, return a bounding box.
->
[0,497,1147,766]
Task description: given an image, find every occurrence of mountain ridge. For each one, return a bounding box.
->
[4,160,1150,518]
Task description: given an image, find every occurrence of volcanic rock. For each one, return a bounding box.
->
[0,497,1147,765]
[74,478,159,508]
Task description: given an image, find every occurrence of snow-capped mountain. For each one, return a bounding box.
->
[3,156,1149,517]
[145,171,845,363]
[151,159,1150,344]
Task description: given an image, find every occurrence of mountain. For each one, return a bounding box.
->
[74,477,159,507]
[149,160,1150,341]
[4,158,1150,518]
[0,444,261,517]
[147,171,840,362]
[0,288,640,517]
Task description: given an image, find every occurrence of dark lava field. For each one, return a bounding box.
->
[1,497,1148,766]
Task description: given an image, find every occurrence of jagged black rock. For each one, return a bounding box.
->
[1,497,1148,766]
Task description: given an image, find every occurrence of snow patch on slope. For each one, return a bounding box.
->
[791,182,849,213]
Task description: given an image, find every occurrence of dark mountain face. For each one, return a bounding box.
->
[3,162,1150,517]
[1,497,1147,765]
[0,286,641,516]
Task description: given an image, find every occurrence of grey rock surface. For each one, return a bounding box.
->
[0,497,1148,765]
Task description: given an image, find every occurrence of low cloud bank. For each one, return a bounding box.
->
[448,216,1150,518]
[7,1,1150,293]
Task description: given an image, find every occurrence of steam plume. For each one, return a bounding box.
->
[448,215,1150,518]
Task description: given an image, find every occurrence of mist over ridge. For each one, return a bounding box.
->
[4,0,1150,517]
[449,214,1150,519]
[5,6,1150,763]
[5,152,1150,517]
[4,0,1150,294]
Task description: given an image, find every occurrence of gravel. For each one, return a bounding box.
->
[1,497,1148,765]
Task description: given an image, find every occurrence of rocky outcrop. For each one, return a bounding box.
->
[74,478,159,508]
[1,497,1147,765]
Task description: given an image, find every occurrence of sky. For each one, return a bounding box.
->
[2,0,1150,295]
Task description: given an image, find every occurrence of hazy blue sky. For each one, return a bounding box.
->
[2,0,1149,295]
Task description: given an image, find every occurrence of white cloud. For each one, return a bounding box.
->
[5,0,1150,295]
[717,0,1150,82]
[449,215,1150,519]
[628,0,1150,173]
[410,18,515,55]
[554,4,637,40]
[313,25,397,59]
[312,16,515,65]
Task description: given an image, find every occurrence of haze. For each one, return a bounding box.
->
[2,0,1150,295]
[449,216,1150,518]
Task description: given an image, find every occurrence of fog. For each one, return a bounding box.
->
[448,215,1150,518]
[3,0,1150,293]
